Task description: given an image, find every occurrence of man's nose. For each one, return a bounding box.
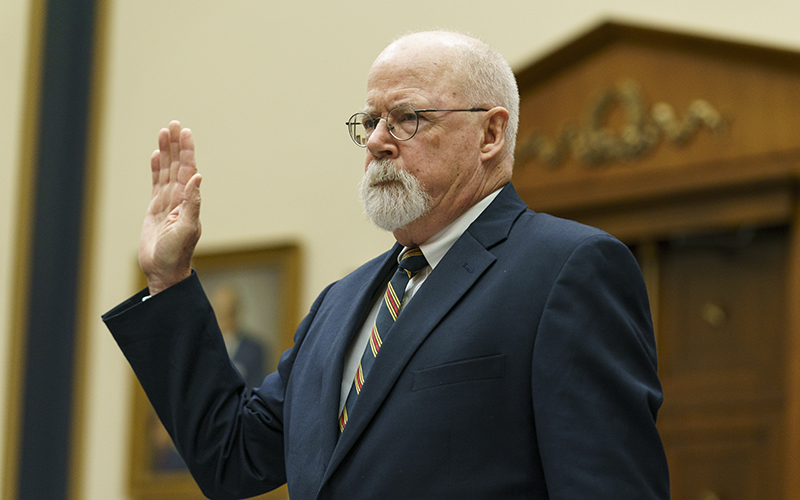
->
[366,118,399,158]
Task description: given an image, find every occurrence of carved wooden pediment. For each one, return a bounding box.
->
[512,21,800,233]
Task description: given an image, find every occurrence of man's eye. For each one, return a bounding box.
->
[397,113,417,123]
[362,118,378,130]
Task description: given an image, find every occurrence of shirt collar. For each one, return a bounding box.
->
[400,188,503,269]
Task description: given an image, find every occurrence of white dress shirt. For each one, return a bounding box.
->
[339,189,502,413]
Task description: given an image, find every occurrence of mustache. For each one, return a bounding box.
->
[365,159,408,186]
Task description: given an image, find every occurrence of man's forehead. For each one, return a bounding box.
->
[361,32,470,111]
[370,52,446,78]
[365,63,455,107]
[362,94,426,113]
[363,79,449,112]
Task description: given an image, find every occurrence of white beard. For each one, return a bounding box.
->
[359,158,432,232]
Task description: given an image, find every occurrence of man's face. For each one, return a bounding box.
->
[360,38,487,242]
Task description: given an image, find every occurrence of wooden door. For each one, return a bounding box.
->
[644,226,788,499]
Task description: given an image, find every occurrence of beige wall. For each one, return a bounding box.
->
[4,0,800,498]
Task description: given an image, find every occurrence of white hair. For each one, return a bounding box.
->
[392,31,520,161]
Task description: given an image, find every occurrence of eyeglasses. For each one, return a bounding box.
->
[346,104,488,147]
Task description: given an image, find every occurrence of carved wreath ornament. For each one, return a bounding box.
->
[515,79,727,167]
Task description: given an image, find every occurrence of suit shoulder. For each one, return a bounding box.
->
[515,209,620,248]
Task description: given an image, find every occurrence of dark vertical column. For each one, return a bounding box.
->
[17,0,96,498]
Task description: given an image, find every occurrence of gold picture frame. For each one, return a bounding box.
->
[128,243,301,500]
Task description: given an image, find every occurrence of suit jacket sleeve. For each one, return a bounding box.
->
[102,271,331,499]
[531,233,669,499]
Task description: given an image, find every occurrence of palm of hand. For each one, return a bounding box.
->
[139,121,203,295]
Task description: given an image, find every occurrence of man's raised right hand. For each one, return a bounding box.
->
[138,120,202,295]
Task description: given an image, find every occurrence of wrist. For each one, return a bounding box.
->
[146,268,191,295]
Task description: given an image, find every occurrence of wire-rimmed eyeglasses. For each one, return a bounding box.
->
[346,104,488,147]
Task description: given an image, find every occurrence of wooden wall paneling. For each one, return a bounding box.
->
[659,409,785,500]
[784,199,800,500]
[657,226,787,409]
[555,183,794,244]
[515,150,800,217]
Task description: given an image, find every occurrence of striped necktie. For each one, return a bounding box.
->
[339,247,428,432]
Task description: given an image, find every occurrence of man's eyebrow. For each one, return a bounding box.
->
[361,103,419,115]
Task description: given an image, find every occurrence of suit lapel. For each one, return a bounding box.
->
[315,245,402,464]
[319,184,529,490]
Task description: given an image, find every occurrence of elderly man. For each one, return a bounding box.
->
[104,31,670,499]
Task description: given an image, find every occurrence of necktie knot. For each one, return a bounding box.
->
[398,247,428,278]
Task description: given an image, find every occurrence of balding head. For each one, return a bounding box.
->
[372,31,519,163]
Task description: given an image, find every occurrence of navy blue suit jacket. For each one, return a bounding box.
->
[104,184,669,499]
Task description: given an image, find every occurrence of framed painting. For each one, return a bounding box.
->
[128,243,301,500]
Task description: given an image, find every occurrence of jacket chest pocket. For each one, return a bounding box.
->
[411,353,506,391]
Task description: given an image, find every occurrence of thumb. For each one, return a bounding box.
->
[183,173,203,220]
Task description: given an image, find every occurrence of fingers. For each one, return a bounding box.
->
[168,121,182,184]
[150,149,160,188]
[169,121,181,165]
[154,121,197,186]
[177,127,197,184]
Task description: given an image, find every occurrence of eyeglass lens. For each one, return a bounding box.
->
[347,104,420,146]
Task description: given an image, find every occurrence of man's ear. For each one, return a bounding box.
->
[480,107,509,161]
